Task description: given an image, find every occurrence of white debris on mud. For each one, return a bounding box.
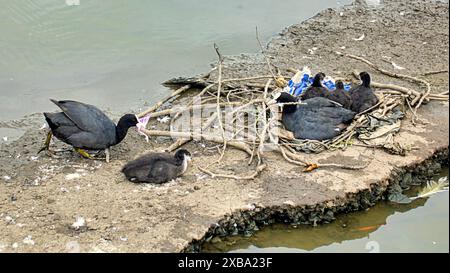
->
[22,235,35,246]
[71,217,86,230]
[65,173,82,180]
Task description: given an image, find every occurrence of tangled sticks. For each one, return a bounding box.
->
[137,48,449,180]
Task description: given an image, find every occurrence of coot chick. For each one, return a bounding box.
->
[39,99,138,162]
[349,72,379,113]
[327,80,352,109]
[271,92,356,140]
[121,149,192,184]
[300,72,330,100]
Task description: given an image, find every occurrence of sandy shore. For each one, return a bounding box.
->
[0,0,448,252]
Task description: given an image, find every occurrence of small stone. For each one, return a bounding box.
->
[401,173,413,186]
[23,236,35,246]
[283,200,296,206]
[193,185,200,191]
[245,204,256,210]
[65,173,81,180]
[211,237,222,244]
[5,216,15,224]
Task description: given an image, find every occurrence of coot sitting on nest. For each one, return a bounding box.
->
[271,92,356,141]
[39,99,138,162]
[349,72,379,113]
[327,80,352,109]
[121,149,192,184]
[300,72,330,100]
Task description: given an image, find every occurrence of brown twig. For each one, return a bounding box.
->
[343,53,431,90]
[150,102,241,119]
[198,163,267,180]
[256,26,276,80]
[166,113,219,152]
[257,80,272,157]
[138,84,191,118]
[214,44,227,163]
[140,128,252,155]
[422,70,448,76]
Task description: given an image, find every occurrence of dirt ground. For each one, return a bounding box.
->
[0,0,449,252]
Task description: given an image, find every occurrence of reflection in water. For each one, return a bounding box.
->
[202,168,449,253]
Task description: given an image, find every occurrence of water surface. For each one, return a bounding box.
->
[0,0,351,124]
[202,168,449,253]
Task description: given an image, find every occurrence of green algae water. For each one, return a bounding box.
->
[202,167,449,253]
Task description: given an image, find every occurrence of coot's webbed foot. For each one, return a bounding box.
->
[74,148,93,159]
[37,131,53,154]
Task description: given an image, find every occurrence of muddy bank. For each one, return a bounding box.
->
[186,150,448,252]
[0,0,449,252]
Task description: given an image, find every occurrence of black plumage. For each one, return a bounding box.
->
[273,92,356,140]
[327,80,352,109]
[300,72,330,100]
[121,149,192,184]
[42,99,138,162]
[349,72,379,113]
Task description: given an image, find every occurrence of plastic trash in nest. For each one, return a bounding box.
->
[284,67,351,97]
[137,115,150,142]
[283,67,311,97]
[322,76,351,92]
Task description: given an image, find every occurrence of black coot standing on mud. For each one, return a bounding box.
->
[271,92,356,141]
[327,80,352,109]
[300,72,330,100]
[349,72,379,113]
[121,149,192,184]
[39,99,138,162]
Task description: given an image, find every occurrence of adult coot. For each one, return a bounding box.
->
[327,80,352,109]
[300,72,330,100]
[349,72,379,113]
[39,99,138,162]
[121,149,192,184]
[271,92,356,140]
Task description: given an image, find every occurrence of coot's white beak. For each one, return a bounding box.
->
[185,155,192,162]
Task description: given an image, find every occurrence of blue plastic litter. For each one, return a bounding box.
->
[285,71,351,97]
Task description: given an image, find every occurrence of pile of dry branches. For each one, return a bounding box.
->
[135,45,448,180]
